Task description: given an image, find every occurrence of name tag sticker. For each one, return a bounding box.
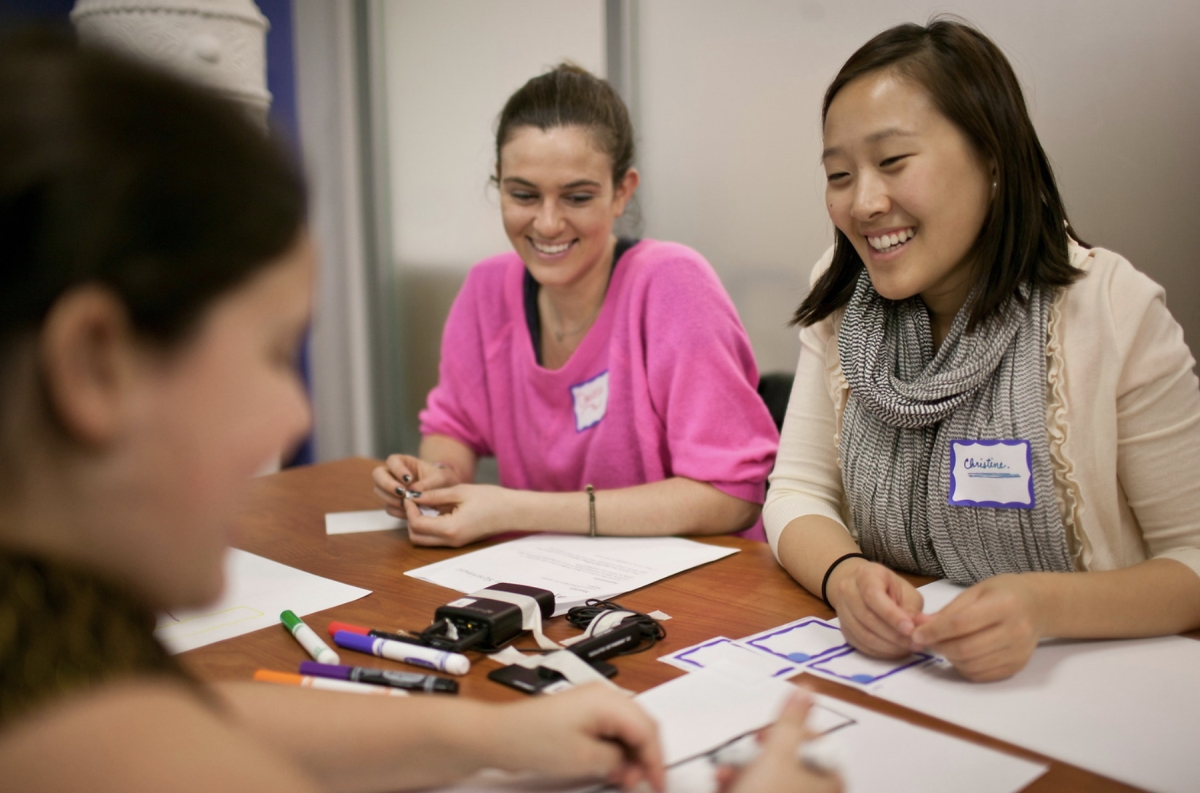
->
[948,439,1034,509]
[571,370,609,432]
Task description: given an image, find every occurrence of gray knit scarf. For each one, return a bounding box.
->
[837,270,1072,585]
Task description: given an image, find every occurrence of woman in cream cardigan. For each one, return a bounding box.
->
[765,19,1200,682]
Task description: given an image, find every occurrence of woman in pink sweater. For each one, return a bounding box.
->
[372,64,778,547]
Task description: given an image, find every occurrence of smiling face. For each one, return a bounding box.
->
[822,69,994,322]
[498,125,637,292]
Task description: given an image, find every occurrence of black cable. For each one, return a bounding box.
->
[564,599,666,656]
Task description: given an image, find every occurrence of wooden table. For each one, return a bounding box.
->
[184,457,1175,792]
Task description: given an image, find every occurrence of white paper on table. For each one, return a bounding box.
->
[808,693,1046,793]
[636,664,1043,793]
[634,662,804,765]
[155,549,370,653]
[658,636,798,678]
[325,509,406,534]
[424,661,1044,793]
[404,535,737,616]
[875,616,1200,791]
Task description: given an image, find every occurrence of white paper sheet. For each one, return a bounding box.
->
[325,509,406,534]
[634,662,807,765]
[425,663,1044,793]
[806,694,1045,793]
[821,578,1200,792]
[404,535,737,615]
[155,549,371,653]
[876,631,1200,793]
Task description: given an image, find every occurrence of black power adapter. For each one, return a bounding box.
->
[567,617,644,666]
[422,583,555,652]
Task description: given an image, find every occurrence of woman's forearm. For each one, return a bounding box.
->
[418,434,478,484]
[775,515,865,597]
[1030,558,1200,639]
[506,477,760,537]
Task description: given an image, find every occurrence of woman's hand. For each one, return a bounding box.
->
[372,454,460,518]
[482,685,665,792]
[826,558,924,659]
[911,573,1047,682]
[404,484,518,547]
[717,688,842,793]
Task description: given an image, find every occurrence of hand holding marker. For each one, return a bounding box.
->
[281,610,339,665]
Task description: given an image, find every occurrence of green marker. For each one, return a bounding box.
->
[281,610,340,665]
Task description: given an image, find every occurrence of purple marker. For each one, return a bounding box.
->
[333,630,470,675]
[299,661,458,694]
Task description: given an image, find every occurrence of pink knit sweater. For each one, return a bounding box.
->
[420,240,778,539]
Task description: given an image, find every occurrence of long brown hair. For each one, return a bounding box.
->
[793,18,1083,330]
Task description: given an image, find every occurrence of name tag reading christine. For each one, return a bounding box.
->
[948,439,1034,509]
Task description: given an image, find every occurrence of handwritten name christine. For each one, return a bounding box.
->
[963,457,1010,471]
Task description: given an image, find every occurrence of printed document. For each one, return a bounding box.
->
[405,535,737,615]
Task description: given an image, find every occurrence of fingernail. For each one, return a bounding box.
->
[406,490,422,499]
[394,487,405,496]
[899,620,914,635]
[402,474,412,483]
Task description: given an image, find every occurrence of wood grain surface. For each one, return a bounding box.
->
[182,457,1195,792]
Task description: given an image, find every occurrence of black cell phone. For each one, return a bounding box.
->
[487,664,571,695]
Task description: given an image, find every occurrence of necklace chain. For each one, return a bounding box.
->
[547,295,602,343]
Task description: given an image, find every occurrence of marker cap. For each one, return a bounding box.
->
[327,621,370,638]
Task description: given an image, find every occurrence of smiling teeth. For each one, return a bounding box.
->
[532,240,571,255]
[867,228,916,252]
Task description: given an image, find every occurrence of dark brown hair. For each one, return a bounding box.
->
[793,18,1083,329]
[494,62,635,185]
[0,31,307,350]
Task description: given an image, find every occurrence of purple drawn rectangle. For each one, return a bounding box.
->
[808,646,933,686]
[669,637,795,678]
[743,618,848,664]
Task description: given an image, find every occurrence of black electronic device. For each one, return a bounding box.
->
[422,583,556,653]
[488,664,571,695]
[566,617,644,666]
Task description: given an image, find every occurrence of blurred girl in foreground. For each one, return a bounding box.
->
[0,33,833,793]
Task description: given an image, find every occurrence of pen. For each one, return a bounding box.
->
[298,661,458,694]
[333,630,471,675]
[281,609,339,665]
[327,621,429,647]
[711,733,847,775]
[253,669,408,697]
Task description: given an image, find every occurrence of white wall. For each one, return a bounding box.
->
[636,0,1200,372]
[382,0,605,269]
